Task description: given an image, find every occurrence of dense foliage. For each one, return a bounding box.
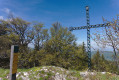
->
[0,17,119,74]
[92,50,119,74]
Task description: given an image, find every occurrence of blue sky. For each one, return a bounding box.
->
[0,0,119,51]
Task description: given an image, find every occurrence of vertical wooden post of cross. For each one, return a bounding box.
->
[9,45,19,80]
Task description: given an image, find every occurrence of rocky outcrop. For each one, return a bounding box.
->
[1,66,119,80]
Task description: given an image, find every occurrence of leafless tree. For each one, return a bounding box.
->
[92,16,119,67]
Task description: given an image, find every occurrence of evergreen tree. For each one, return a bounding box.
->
[92,50,108,71]
[72,42,88,70]
[92,50,101,71]
[100,54,106,71]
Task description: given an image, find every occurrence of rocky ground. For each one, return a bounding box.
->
[0,66,119,80]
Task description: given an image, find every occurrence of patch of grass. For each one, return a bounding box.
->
[17,68,30,72]
[17,67,42,72]
[67,70,83,80]
[39,77,44,80]
[0,68,9,77]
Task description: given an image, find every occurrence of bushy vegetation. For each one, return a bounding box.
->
[0,16,88,70]
[0,16,119,76]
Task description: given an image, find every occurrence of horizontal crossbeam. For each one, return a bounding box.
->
[90,23,109,28]
[69,23,110,31]
[69,26,87,31]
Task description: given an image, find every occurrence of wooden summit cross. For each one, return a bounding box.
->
[69,6,109,70]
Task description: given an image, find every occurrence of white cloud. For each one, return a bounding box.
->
[0,16,3,20]
[3,8,10,14]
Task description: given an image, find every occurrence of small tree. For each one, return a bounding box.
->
[73,42,88,70]
[92,50,101,71]
[92,50,107,71]
[0,17,36,68]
